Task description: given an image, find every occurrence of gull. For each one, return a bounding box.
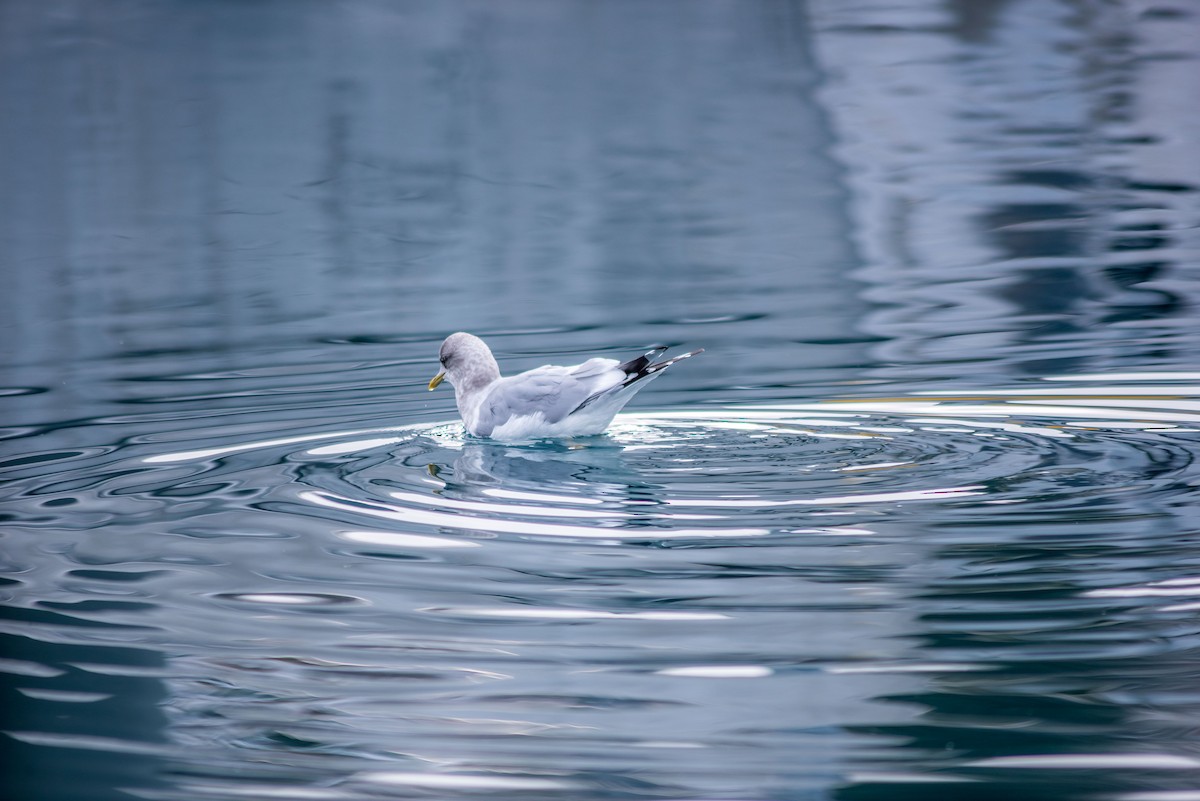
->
[428,332,703,441]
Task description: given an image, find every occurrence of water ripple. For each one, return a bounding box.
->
[4,382,1200,800]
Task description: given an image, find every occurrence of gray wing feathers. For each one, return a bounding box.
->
[475,362,623,435]
[569,357,621,378]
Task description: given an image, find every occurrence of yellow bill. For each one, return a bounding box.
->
[428,371,445,390]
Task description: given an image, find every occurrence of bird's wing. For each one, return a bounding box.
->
[473,359,623,437]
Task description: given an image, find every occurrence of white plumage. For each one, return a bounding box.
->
[428,332,702,442]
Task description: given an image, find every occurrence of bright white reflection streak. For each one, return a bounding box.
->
[424,607,728,621]
[839,461,913,472]
[801,401,1200,426]
[664,486,984,508]
[355,772,576,791]
[143,427,414,464]
[914,386,1199,395]
[483,487,604,505]
[1085,577,1200,598]
[307,438,403,455]
[633,410,860,425]
[968,754,1200,769]
[231,594,339,605]
[904,415,1073,438]
[298,491,769,539]
[340,531,481,549]
[1044,373,1200,382]
[1033,398,1200,413]
[387,490,627,519]
[656,665,773,678]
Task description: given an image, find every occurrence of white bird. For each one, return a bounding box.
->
[428,332,703,442]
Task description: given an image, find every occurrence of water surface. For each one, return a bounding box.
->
[2,2,1200,800]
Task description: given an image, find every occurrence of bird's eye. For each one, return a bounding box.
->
[440,356,448,367]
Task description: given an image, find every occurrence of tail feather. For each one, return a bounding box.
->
[573,346,703,413]
[638,348,704,380]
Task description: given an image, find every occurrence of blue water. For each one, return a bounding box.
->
[3,2,1200,800]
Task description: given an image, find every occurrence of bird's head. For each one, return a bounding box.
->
[428,332,499,392]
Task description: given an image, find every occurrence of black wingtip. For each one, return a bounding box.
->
[619,346,700,379]
[617,345,668,376]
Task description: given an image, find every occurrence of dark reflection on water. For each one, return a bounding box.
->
[0,635,168,801]
[2,1,1200,800]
